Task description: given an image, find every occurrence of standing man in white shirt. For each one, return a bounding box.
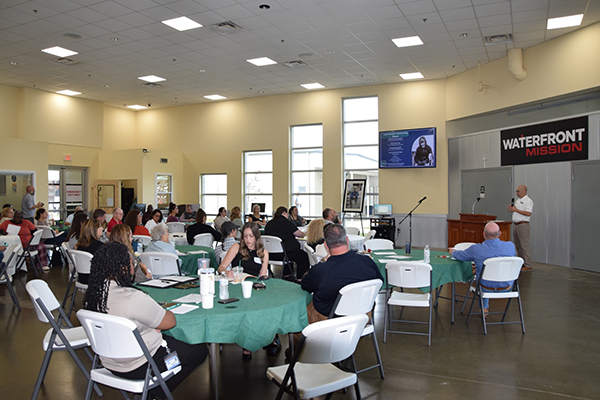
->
[507,185,534,271]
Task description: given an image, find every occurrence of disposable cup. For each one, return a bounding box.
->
[241,281,253,298]
[201,294,214,309]
[233,266,244,283]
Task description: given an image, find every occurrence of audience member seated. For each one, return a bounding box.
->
[64,206,83,226]
[0,206,14,225]
[214,221,239,262]
[287,205,306,227]
[322,207,340,225]
[141,204,154,226]
[146,224,178,256]
[306,218,326,250]
[213,207,229,232]
[83,242,208,399]
[230,206,244,228]
[93,208,108,243]
[124,209,150,236]
[264,206,310,279]
[65,212,89,249]
[145,209,165,232]
[35,208,66,265]
[180,204,196,222]
[186,209,221,245]
[106,207,124,234]
[166,202,179,223]
[109,224,151,282]
[246,204,266,226]
[0,210,50,271]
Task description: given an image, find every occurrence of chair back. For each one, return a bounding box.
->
[481,257,523,282]
[26,279,61,323]
[29,229,44,247]
[77,309,144,359]
[345,226,360,236]
[139,252,180,277]
[39,226,56,240]
[69,249,94,274]
[314,243,327,260]
[193,233,214,247]
[365,230,376,241]
[262,235,284,255]
[133,235,152,246]
[166,222,185,233]
[298,314,368,364]
[454,242,476,251]
[2,243,21,276]
[364,238,394,251]
[6,224,20,235]
[333,279,383,317]
[302,242,319,266]
[386,261,432,289]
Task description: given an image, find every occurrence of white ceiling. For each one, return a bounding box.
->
[1,0,598,109]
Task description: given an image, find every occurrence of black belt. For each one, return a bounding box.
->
[514,221,529,225]
[481,285,511,291]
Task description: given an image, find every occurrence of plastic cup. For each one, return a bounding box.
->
[241,281,253,298]
[201,294,214,309]
[233,266,244,283]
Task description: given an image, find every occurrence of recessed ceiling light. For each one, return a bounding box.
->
[391,36,424,48]
[400,72,424,80]
[204,94,226,100]
[56,90,81,96]
[247,57,277,66]
[41,46,78,57]
[459,33,469,38]
[138,75,166,83]
[301,83,324,90]
[10,61,18,65]
[111,37,121,42]
[127,105,147,110]
[104,85,110,88]
[198,69,206,73]
[162,16,202,31]
[547,14,583,30]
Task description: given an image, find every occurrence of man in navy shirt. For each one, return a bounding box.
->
[265,206,309,278]
[449,222,516,314]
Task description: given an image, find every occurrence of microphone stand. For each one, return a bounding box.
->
[397,198,426,245]
[472,197,481,214]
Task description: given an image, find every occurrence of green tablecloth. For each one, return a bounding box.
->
[176,245,218,273]
[371,249,473,290]
[139,278,311,351]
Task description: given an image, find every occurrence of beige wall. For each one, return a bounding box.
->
[103,106,137,151]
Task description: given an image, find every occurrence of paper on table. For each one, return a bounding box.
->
[161,275,196,283]
[388,255,411,259]
[188,250,208,255]
[171,304,199,314]
[373,251,397,255]
[173,293,203,303]
[377,258,397,263]
[175,250,187,256]
[137,279,177,288]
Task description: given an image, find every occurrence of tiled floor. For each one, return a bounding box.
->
[1,260,599,400]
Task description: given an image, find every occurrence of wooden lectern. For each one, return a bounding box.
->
[447,213,511,247]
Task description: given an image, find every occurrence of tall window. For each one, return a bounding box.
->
[291,124,323,218]
[244,151,273,217]
[343,96,379,226]
[201,174,227,218]
[155,174,172,209]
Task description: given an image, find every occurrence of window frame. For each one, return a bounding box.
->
[290,123,323,219]
[155,173,173,210]
[243,150,273,217]
[201,173,228,218]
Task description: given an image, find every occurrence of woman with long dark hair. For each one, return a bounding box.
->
[109,224,151,282]
[145,209,164,232]
[65,212,88,249]
[83,242,208,399]
[185,208,221,245]
[124,209,150,236]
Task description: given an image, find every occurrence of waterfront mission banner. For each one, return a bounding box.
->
[501,116,588,166]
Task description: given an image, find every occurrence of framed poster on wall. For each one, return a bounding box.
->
[342,179,366,213]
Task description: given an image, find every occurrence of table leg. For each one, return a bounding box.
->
[210,342,218,399]
[451,282,455,324]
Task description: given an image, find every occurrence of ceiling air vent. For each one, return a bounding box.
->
[160,158,168,164]
[141,82,162,88]
[50,57,80,66]
[283,60,308,68]
[484,34,513,45]
[208,21,243,34]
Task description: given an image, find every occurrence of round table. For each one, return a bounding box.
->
[175,245,218,273]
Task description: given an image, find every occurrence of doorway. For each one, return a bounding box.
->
[48,166,88,222]
[571,160,600,272]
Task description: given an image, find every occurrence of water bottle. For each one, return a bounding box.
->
[219,279,229,300]
[424,245,430,264]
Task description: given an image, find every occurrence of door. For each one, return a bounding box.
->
[571,161,600,272]
[461,167,513,220]
[48,167,87,222]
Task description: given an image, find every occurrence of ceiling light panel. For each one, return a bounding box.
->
[127,105,147,110]
[161,16,203,31]
[547,14,583,30]
[301,83,324,89]
[391,36,424,48]
[56,90,81,96]
[138,75,166,83]
[400,72,424,80]
[41,46,78,57]
[204,95,226,100]
[247,57,277,66]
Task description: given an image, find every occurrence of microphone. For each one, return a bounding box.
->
[511,198,515,206]
[418,196,427,203]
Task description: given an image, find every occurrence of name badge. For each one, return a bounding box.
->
[164,351,181,371]
[254,257,261,264]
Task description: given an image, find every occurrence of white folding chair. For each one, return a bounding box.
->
[15,229,44,276]
[364,238,394,251]
[330,279,385,379]
[39,225,65,266]
[166,222,185,233]
[465,257,525,335]
[266,314,368,400]
[384,261,433,346]
[314,243,327,263]
[61,242,78,310]
[133,234,152,249]
[66,249,93,318]
[26,280,101,400]
[262,235,295,279]
[345,226,360,236]
[302,243,319,267]
[193,233,214,247]
[447,242,479,314]
[0,243,22,311]
[139,252,181,277]
[364,230,376,241]
[77,309,180,400]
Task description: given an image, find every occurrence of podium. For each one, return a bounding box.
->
[447,213,511,247]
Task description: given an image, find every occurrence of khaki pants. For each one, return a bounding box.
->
[514,222,531,267]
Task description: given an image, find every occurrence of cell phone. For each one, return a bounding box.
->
[161,302,180,310]
[218,298,239,304]
[253,282,266,290]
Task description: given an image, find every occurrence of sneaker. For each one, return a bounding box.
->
[42,266,51,271]
[521,265,532,271]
